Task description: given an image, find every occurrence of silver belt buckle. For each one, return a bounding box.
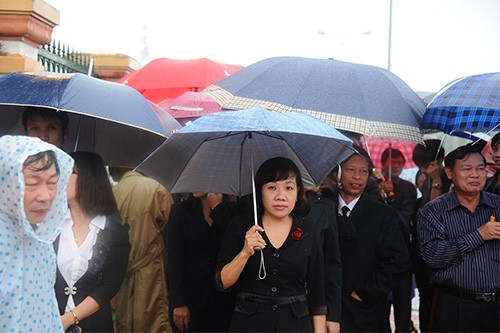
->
[64,286,77,296]
[477,292,495,302]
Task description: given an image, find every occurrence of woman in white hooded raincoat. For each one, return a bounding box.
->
[0,135,73,332]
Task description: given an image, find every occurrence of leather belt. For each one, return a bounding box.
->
[440,286,498,302]
[237,292,307,305]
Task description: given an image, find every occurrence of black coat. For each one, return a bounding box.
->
[337,194,411,332]
[54,213,131,333]
[388,177,417,247]
[166,200,237,310]
[306,192,342,323]
[216,214,326,332]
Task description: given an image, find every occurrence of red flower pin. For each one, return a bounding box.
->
[291,228,303,241]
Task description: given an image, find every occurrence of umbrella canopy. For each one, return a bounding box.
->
[416,91,437,106]
[119,57,244,103]
[0,71,181,167]
[148,101,184,133]
[136,106,354,196]
[204,56,426,142]
[360,136,417,169]
[421,72,500,135]
[158,91,223,126]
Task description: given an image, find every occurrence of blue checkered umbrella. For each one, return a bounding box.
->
[204,57,426,142]
[136,106,354,196]
[421,72,500,135]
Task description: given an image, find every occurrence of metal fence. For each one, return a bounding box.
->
[38,40,90,74]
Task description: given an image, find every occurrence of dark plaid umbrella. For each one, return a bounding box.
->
[137,106,354,196]
[421,72,500,135]
[204,56,426,142]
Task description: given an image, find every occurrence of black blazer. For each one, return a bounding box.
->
[306,192,342,323]
[54,212,130,333]
[389,178,417,246]
[338,193,411,304]
[166,200,237,310]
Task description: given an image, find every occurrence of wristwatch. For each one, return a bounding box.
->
[431,183,443,189]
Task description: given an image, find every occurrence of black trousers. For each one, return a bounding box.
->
[431,290,499,332]
[379,272,413,332]
[169,305,233,332]
[412,254,433,332]
[342,294,385,332]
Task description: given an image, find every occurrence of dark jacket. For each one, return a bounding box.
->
[166,199,237,310]
[338,193,411,332]
[485,171,500,195]
[388,177,417,247]
[306,192,342,322]
[54,212,131,333]
[215,214,326,332]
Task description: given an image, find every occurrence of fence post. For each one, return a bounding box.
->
[37,39,89,74]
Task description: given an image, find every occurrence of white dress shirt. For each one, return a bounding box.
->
[337,195,361,217]
[57,214,106,311]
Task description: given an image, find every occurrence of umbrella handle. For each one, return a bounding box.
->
[249,134,265,280]
[388,143,392,180]
[250,134,262,252]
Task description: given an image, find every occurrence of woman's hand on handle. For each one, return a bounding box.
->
[220,225,266,289]
[244,225,266,255]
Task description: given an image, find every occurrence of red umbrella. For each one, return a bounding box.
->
[360,136,417,169]
[119,58,244,103]
[158,91,223,126]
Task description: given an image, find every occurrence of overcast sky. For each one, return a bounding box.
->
[45,0,500,93]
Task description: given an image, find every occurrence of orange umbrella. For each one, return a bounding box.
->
[119,57,244,103]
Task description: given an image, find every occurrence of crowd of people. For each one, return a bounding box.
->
[0,106,499,333]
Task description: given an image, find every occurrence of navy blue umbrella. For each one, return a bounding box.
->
[0,71,181,167]
[204,56,426,142]
[421,72,500,135]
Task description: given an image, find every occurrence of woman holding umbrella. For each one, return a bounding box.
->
[215,157,327,333]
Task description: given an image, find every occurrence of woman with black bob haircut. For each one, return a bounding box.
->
[253,156,310,218]
[215,156,327,333]
[55,151,131,332]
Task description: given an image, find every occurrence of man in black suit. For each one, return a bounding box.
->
[375,148,417,332]
[336,147,411,332]
[411,139,451,332]
[305,186,342,333]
